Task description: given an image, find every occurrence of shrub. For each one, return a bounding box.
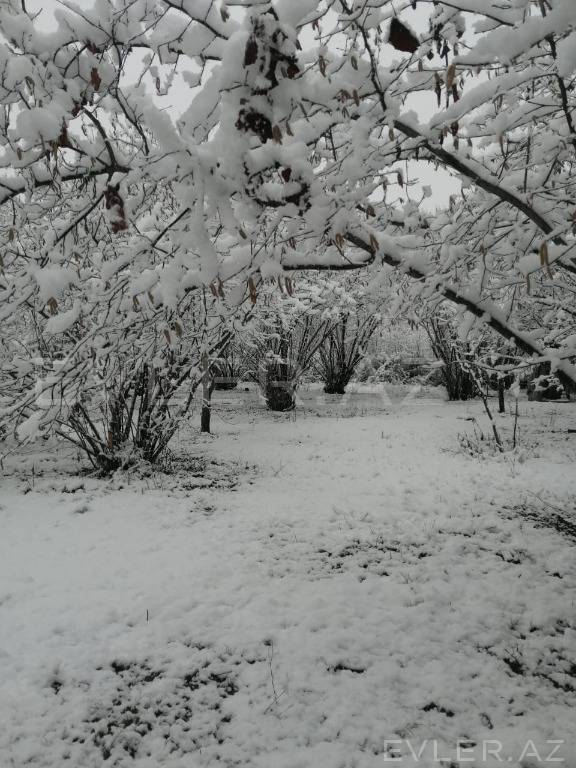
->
[59,355,202,472]
[424,318,479,400]
[245,316,332,411]
[317,314,380,394]
[212,346,245,391]
[527,375,564,401]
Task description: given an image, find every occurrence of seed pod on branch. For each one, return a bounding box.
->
[244,36,258,66]
[434,73,442,107]
[90,67,101,91]
[539,242,553,278]
[47,297,58,315]
[104,184,128,233]
[388,18,419,53]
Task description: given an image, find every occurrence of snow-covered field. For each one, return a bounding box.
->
[1,388,576,768]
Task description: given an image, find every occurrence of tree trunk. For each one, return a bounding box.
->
[201,399,211,432]
[201,351,213,433]
[266,383,296,411]
[498,378,505,414]
[324,383,346,395]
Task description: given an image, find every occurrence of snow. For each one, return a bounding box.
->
[45,300,82,334]
[15,106,63,144]
[460,0,576,66]
[15,410,43,441]
[31,266,78,302]
[1,389,576,767]
[558,31,576,78]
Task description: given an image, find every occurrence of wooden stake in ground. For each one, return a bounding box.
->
[498,378,506,414]
[201,351,215,434]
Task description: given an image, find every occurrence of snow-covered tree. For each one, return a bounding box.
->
[1,0,576,443]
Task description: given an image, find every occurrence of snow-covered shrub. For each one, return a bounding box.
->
[212,345,245,391]
[317,314,381,394]
[0,117,242,468]
[457,423,505,459]
[243,281,337,411]
[22,305,230,472]
[0,189,233,470]
[527,375,565,402]
[346,319,410,380]
[353,319,434,384]
[62,355,197,472]
[424,318,479,401]
[355,355,407,384]
[245,314,332,411]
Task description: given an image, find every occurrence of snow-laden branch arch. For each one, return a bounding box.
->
[1,0,575,421]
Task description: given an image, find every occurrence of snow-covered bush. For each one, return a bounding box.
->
[242,280,337,410]
[245,313,333,411]
[0,170,234,469]
[354,322,433,385]
[316,287,383,394]
[212,345,246,392]
[11,291,231,470]
[527,375,565,402]
[424,317,479,401]
[317,313,380,394]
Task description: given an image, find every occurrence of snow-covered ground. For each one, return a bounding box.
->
[1,388,575,768]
